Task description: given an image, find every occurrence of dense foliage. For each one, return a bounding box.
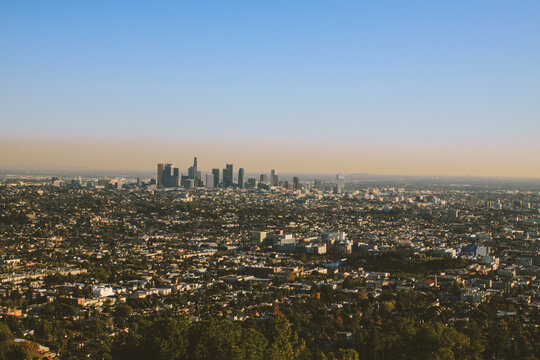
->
[112,313,539,360]
[3,308,536,359]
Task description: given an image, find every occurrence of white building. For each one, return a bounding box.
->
[92,285,114,298]
[205,174,215,188]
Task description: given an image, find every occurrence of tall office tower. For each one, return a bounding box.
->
[188,157,198,179]
[212,168,220,188]
[164,164,173,187]
[260,174,268,184]
[157,164,165,187]
[205,174,214,189]
[162,164,174,187]
[335,173,345,194]
[173,168,180,187]
[314,179,322,190]
[193,157,202,186]
[247,178,257,188]
[293,176,299,190]
[238,168,245,189]
[223,164,233,187]
[270,169,279,186]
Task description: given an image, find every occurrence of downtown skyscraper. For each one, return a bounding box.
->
[212,168,220,188]
[335,173,345,194]
[223,164,234,187]
[188,157,202,187]
[238,168,245,189]
[271,169,279,186]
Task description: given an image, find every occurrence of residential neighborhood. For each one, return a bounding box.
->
[0,173,538,358]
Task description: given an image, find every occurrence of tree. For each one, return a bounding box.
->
[264,316,306,360]
[0,323,14,344]
[190,319,268,360]
[113,315,189,360]
[113,304,133,327]
[485,322,512,360]
[0,323,41,360]
[327,348,359,360]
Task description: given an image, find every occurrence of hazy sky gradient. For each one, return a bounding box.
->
[1,1,539,176]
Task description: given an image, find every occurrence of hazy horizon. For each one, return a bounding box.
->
[1,1,539,177]
[1,135,539,179]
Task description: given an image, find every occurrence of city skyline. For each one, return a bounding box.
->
[155,158,320,190]
[0,135,539,178]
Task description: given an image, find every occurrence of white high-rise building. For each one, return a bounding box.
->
[205,174,215,188]
[335,173,345,194]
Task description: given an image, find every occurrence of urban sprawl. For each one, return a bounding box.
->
[0,158,539,359]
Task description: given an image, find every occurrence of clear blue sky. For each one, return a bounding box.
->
[1,1,539,175]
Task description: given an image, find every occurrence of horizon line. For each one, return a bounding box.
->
[2,166,540,182]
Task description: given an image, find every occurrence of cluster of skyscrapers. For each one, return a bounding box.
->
[157,157,344,193]
[156,163,179,187]
[158,158,248,189]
